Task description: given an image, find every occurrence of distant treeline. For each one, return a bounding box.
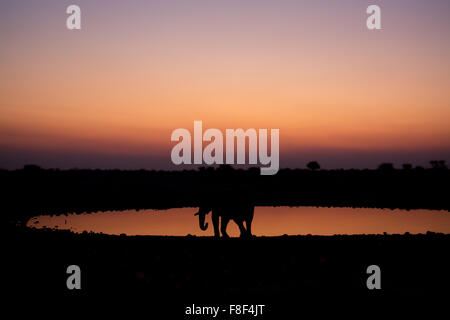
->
[1,163,448,225]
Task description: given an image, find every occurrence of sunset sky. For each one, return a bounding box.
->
[1,0,449,169]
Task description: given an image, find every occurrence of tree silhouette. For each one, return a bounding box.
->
[306,161,320,171]
[402,163,412,170]
[430,160,447,170]
[377,163,394,171]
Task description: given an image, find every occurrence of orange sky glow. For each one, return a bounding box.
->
[1,0,449,169]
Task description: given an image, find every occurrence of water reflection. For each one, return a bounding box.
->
[27,207,450,236]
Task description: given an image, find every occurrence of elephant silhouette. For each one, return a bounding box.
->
[194,203,254,238]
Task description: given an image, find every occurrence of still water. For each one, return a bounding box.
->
[27,207,450,236]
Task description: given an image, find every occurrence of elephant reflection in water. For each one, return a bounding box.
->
[194,204,254,238]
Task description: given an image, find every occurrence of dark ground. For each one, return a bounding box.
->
[5,225,450,317]
[3,166,449,317]
[2,166,449,225]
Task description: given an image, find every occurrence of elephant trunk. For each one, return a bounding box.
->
[198,212,209,231]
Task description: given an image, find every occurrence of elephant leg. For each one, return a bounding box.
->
[245,218,253,236]
[236,220,247,238]
[212,210,220,238]
[220,217,230,238]
[245,206,255,237]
